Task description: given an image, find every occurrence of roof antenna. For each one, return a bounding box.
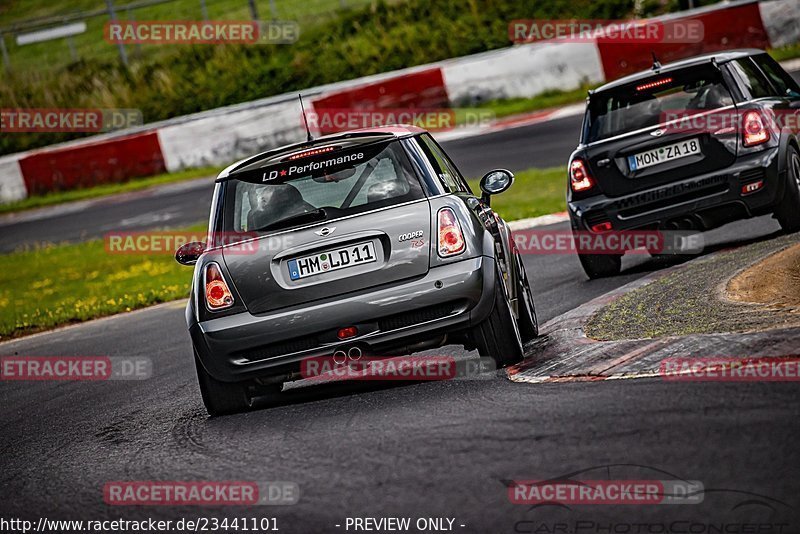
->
[298,94,314,142]
[651,51,662,72]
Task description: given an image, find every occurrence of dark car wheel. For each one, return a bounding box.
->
[475,266,524,368]
[577,252,622,279]
[516,261,539,342]
[775,145,800,233]
[194,351,253,416]
[193,350,281,416]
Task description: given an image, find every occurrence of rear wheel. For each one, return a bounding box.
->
[516,261,539,342]
[194,350,281,416]
[775,146,800,233]
[577,252,622,279]
[475,267,524,368]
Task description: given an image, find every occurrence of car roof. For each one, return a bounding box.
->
[592,48,765,93]
[218,124,426,180]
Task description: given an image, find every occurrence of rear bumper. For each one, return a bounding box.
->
[191,256,495,382]
[569,147,783,232]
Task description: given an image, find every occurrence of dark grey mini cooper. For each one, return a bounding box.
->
[176,125,537,415]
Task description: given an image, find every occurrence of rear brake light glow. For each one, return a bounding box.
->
[286,146,336,160]
[570,159,595,193]
[437,207,466,257]
[204,262,234,311]
[742,111,770,147]
[590,221,613,233]
[636,77,673,91]
[337,326,358,340]
[741,180,764,195]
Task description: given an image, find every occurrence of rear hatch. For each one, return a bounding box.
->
[583,63,738,198]
[218,136,431,315]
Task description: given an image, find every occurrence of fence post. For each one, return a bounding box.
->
[248,0,259,20]
[200,0,209,20]
[105,0,129,66]
[0,32,10,73]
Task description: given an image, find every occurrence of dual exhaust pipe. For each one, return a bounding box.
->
[333,346,362,364]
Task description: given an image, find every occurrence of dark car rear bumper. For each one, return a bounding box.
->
[191,256,496,382]
[569,147,783,232]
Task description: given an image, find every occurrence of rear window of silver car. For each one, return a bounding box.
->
[223,140,424,233]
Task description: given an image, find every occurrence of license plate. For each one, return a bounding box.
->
[288,241,377,280]
[628,138,701,171]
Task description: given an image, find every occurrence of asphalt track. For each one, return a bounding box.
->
[2,75,800,529]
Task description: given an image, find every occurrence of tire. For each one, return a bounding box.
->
[577,253,622,279]
[775,145,800,233]
[194,350,255,416]
[475,267,524,368]
[516,261,539,343]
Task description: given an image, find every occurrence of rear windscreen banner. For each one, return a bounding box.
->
[226,141,392,184]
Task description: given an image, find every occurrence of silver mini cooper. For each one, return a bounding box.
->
[176,125,538,415]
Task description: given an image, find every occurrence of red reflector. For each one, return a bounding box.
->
[337,326,358,340]
[741,180,764,196]
[591,222,613,233]
[636,77,673,92]
[287,146,336,160]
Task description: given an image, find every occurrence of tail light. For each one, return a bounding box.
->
[743,111,770,147]
[437,207,466,257]
[570,159,595,192]
[204,262,234,311]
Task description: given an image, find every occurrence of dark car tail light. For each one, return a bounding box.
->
[205,262,234,311]
[437,207,466,257]
[570,159,595,193]
[742,111,770,147]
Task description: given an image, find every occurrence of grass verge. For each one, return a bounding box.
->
[0,224,205,340]
[0,166,220,216]
[467,85,593,122]
[769,43,800,63]
[0,166,565,339]
[468,166,565,221]
[585,233,800,341]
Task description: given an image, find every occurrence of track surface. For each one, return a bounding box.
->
[2,72,800,529]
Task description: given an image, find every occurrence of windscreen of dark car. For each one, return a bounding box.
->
[222,139,425,234]
[585,64,734,143]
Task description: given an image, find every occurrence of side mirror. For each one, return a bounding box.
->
[175,241,206,266]
[479,169,514,205]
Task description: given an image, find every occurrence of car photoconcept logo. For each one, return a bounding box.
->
[315,227,336,237]
[650,129,666,137]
